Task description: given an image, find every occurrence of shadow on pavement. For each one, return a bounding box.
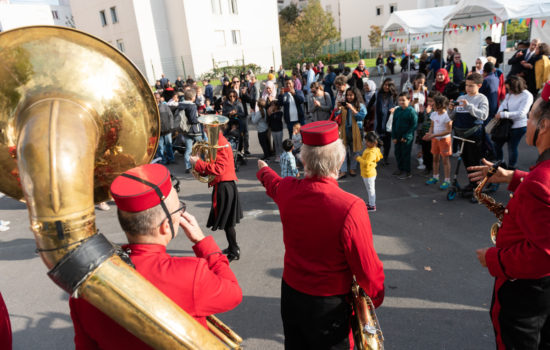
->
[0,238,37,261]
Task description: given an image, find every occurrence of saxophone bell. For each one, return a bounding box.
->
[351,279,384,350]
[474,161,506,244]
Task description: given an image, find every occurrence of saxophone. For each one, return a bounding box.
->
[473,162,506,244]
[351,279,384,350]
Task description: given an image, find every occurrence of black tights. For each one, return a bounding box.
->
[224,226,239,254]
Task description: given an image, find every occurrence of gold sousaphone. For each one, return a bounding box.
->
[0,26,229,349]
[191,115,229,183]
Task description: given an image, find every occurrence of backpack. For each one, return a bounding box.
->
[158,103,173,133]
[176,109,191,134]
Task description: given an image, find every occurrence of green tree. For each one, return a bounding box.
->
[505,20,529,43]
[279,3,300,25]
[279,0,340,66]
[368,25,382,48]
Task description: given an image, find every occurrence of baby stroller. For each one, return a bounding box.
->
[225,124,246,172]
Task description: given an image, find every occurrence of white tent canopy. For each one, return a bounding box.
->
[383,6,455,34]
[442,0,550,75]
[443,0,550,25]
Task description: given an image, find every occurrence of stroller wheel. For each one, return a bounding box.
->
[446,190,457,201]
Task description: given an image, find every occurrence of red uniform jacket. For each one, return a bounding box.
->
[257,167,385,307]
[194,132,237,187]
[0,292,11,350]
[69,236,242,350]
[485,159,550,349]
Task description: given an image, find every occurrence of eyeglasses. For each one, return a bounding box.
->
[158,201,186,228]
[232,80,239,83]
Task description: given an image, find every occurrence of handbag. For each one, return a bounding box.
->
[490,118,513,143]
[386,111,394,132]
[484,118,499,135]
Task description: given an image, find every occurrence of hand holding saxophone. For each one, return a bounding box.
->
[467,158,514,184]
[179,211,205,244]
[189,155,199,166]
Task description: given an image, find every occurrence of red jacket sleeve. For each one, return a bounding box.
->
[194,144,230,177]
[0,293,11,350]
[69,298,100,350]
[257,166,283,201]
[341,201,385,307]
[486,178,550,279]
[191,236,242,316]
[507,169,528,192]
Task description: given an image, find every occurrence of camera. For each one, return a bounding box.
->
[502,109,509,112]
[452,101,460,106]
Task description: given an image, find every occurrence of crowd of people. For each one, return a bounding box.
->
[3,36,548,350]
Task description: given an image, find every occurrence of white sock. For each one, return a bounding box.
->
[433,174,440,180]
[444,178,450,182]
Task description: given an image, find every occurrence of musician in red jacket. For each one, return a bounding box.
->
[69,164,242,349]
[0,292,11,350]
[469,82,550,349]
[257,120,385,350]
[190,130,243,262]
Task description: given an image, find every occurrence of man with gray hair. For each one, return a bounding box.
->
[256,120,385,349]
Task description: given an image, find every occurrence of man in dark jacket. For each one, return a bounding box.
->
[155,92,175,165]
[177,89,203,173]
[507,41,530,78]
[278,78,305,136]
[485,37,503,67]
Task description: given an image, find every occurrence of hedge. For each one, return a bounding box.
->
[286,50,360,69]
[200,63,262,81]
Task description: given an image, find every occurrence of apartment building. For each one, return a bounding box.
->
[0,0,73,32]
[70,0,282,84]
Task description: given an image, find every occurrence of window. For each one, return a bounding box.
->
[229,0,238,14]
[52,10,59,20]
[231,30,241,45]
[376,6,382,16]
[110,7,118,24]
[214,30,226,47]
[99,10,107,26]
[116,39,125,52]
[211,0,222,14]
[390,4,397,13]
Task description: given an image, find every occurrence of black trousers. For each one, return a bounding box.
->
[258,131,270,159]
[281,280,351,350]
[455,127,483,186]
[494,277,550,349]
[380,133,392,161]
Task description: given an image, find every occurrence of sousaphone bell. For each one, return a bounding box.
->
[0,25,227,349]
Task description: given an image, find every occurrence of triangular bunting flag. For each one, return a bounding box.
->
[519,18,523,24]
[534,19,539,26]
[543,20,547,28]
[526,18,531,26]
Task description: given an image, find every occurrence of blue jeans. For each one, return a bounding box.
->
[494,127,526,168]
[156,133,174,164]
[183,134,203,170]
[340,131,359,173]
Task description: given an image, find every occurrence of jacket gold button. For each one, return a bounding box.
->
[520,177,524,182]
[504,209,509,214]
[510,193,514,198]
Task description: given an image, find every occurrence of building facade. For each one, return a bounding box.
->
[70,0,282,84]
[0,0,73,32]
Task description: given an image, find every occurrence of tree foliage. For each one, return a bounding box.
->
[279,3,300,25]
[279,0,340,66]
[368,25,382,48]
[505,20,529,43]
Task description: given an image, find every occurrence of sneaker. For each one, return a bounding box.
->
[367,205,376,212]
[0,220,10,226]
[0,224,8,232]
[338,171,347,179]
[97,202,110,211]
[349,169,357,177]
[398,172,412,180]
[392,170,403,176]
[417,164,426,170]
[452,152,460,158]
[426,177,439,185]
[274,157,280,163]
[439,181,450,190]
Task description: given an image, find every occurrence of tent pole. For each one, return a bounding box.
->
[502,21,508,76]
[408,32,411,88]
[441,24,447,69]
[381,31,385,85]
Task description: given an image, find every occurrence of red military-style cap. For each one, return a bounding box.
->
[542,81,550,102]
[300,120,339,146]
[110,163,172,212]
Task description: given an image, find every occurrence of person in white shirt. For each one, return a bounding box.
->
[424,95,453,189]
[493,76,534,168]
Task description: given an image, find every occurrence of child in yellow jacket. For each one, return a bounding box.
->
[356,132,383,211]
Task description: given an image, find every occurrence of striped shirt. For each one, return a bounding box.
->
[280,151,298,178]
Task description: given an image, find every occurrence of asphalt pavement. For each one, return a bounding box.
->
[0,72,541,349]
